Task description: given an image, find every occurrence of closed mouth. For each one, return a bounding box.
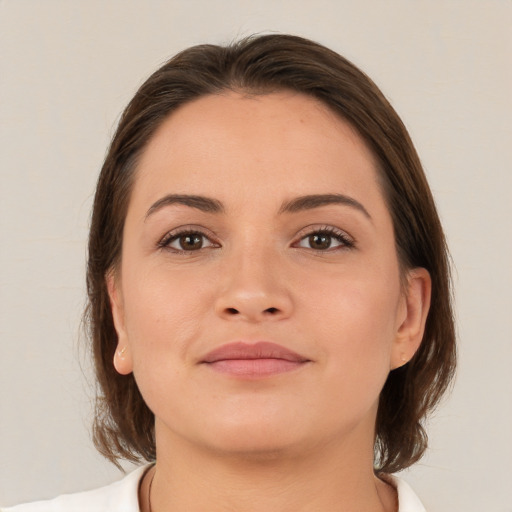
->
[201,341,310,364]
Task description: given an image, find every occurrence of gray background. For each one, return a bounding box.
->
[1,1,511,510]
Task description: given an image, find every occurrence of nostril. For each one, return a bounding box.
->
[220,306,283,318]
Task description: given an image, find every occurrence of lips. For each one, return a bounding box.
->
[201,341,309,363]
[200,341,310,378]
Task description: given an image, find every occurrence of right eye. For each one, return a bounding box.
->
[159,230,217,252]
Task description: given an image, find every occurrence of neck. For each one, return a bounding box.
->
[141,426,397,512]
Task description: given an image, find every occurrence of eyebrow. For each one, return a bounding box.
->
[279,194,372,220]
[145,192,371,220]
[145,194,224,219]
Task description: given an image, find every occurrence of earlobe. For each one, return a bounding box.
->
[106,271,134,375]
[391,268,431,370]
[113,344,133,375]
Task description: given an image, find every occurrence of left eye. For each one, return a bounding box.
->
[295,231,353,251]
[164,232,215,251]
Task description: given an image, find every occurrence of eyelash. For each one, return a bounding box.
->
[157,226,355,254]
[293,226,355,252]
[157,227,219,253]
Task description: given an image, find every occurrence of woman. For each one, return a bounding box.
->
[3,34,456,512]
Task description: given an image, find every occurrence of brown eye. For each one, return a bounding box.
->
[177,234,203,250]
[295,228,354,251]
[308,234,332,250]
[163,231,215,252]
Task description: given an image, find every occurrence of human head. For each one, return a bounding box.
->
[86,33,456,474]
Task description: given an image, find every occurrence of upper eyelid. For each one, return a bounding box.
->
[158,225,219,246]
[293,224,354,241]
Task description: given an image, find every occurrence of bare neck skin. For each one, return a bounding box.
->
[139,413,397,512]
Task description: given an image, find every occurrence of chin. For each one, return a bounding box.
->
[206,433,305,462]
[197,417,310,459]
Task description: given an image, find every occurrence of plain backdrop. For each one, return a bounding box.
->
[1,1,511,510]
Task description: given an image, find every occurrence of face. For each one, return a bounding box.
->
[108,92,430,459]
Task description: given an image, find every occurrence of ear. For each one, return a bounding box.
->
[390,267,431,370]
[106,271,133,375]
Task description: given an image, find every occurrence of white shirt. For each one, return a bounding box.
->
[2,466,426,512]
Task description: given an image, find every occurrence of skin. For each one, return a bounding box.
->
[107,91,431,512]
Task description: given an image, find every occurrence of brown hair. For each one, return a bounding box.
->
[86,34,456,474]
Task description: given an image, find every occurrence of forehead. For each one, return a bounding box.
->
[132,91,384,213]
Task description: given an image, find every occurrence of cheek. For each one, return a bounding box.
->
[121,264,214,367]
[298,267,401,391]
[119,266,217,417]
[301,262,401,335]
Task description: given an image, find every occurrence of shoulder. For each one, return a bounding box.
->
[381,474,427,512]
[1,466,150,512]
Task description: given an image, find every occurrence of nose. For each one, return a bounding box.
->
[214,248,293,323]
